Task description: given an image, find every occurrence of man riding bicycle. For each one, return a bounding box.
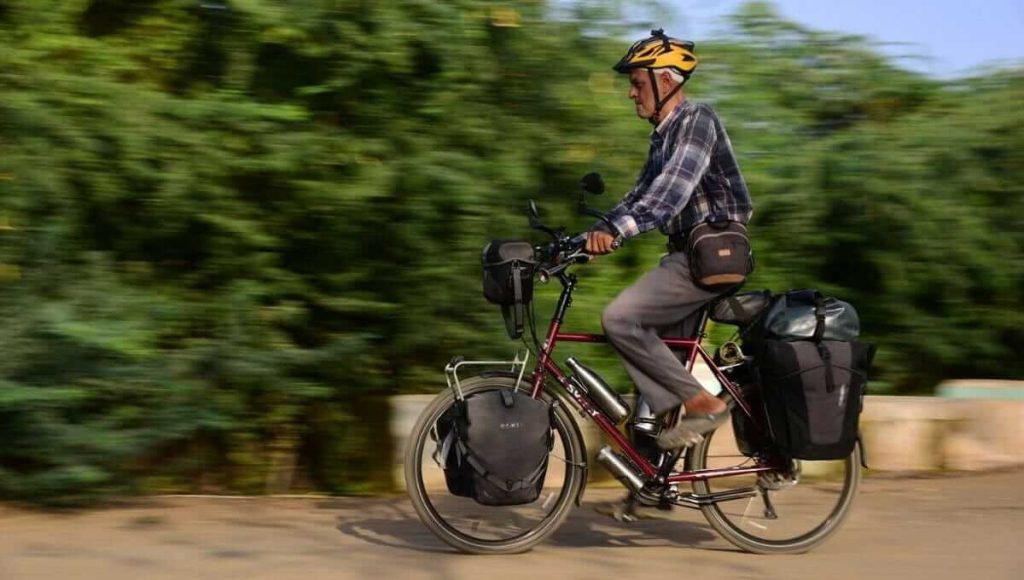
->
[586,30,754,451]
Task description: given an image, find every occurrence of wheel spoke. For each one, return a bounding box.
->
[688,425,860,554]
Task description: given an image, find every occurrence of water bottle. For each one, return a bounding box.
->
[565,357,630,424]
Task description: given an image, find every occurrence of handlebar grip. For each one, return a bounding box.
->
[570,231,622,255]
[569,233,588,247]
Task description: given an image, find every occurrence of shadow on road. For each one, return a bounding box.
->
[548,505,719,549]
[331,497,720,554]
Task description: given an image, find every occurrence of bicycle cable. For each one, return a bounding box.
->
[527,298,542,354]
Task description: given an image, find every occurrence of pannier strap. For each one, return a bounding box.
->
[511,262,524,337]
[459,440,548,492]
[812,293,826,342]
[812,294,835,392]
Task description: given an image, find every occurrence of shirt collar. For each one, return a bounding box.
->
[653,98,692,139]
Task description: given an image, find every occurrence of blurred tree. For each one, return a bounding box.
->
[0,0,1021,502]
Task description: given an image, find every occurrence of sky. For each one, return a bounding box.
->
[660,0,1024,78]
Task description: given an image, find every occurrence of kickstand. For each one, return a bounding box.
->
[760,488,778,520]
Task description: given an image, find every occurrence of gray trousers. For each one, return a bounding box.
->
[601,251,723,416]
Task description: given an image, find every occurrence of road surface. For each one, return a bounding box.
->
[1,470,1021,580]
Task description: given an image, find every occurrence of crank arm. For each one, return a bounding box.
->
[669,487,758,509]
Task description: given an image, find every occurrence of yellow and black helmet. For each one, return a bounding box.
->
[613,29,698,78]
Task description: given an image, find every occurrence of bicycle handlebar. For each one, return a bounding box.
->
[527,198,622,280]
[536,232,623,281]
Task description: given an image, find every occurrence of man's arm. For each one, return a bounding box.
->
[586,173,643,254]
[607,107,718,239]
[592,158,649,233]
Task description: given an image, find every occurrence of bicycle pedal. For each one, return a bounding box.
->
[594,501,638,523]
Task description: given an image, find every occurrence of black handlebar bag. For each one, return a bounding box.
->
[482,240,537,339]
[435,389,554,506]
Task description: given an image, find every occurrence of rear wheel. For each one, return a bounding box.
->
[686,426,861,554]
[404,376,586,554]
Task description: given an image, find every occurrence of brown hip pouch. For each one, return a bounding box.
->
[672,221,753,290]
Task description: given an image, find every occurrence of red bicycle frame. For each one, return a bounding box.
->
[526,272,781,484]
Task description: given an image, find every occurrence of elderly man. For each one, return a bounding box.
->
[587,30,754,451]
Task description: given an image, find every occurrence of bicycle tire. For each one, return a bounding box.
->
[686,426,861,554]
[404,376,586,554]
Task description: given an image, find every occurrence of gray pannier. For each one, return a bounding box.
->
[435,389,553,506]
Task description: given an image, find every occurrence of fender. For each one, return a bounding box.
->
[479,370,590,506]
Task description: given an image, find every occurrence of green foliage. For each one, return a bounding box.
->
[1,0,1021,502]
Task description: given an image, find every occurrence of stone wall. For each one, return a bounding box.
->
[390,384,1024,490]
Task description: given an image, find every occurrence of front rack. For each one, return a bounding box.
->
[444,349,531,400]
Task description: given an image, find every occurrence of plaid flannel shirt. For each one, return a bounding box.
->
[605,100,753,240]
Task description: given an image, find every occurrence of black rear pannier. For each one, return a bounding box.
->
[482,240,537,339]
[743,289,875,461]
[758,339,875,460]
[435,389,553,506]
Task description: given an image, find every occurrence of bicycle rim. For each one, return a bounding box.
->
[687,426,860,554]
[404,378,585,554]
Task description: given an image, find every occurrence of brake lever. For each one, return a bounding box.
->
[564,248,591,263]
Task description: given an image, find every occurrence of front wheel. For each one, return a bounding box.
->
[404,376,586,554]
[686,426,861,554]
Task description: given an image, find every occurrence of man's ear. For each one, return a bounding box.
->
[657,70,678,92]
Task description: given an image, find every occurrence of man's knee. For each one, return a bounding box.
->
[601,299,635,338]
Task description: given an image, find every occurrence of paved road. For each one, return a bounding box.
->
[2,471,1022,580]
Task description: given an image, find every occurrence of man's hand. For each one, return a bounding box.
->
[586,230,618,255]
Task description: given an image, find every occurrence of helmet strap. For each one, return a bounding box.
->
[647,69,687,125]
